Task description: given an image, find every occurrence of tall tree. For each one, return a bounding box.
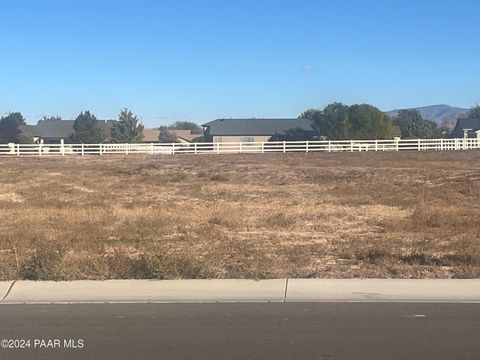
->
[303,102,350,140]
[301,103,393,140]
[393,110,440,138]
[348,104,393,139]
[70,111,105,143]
[0,112,26,142]
[110,108,144,143]
[4,112,26,125]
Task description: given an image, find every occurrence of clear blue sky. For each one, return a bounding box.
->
[0,0,478,126]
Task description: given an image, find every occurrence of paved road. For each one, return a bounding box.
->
[0,303,479,359]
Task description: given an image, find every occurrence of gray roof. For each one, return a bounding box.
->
[451,117,480,137]
[20,119,115,140]
[20,120,75,139]
[202,118,314,136]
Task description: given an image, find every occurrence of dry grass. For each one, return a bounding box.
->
[0,151,479,280]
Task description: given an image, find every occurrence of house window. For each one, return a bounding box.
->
[240,137,254,143]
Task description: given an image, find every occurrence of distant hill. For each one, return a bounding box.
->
[386,105,468,125]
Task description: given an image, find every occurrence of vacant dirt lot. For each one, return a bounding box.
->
[0,151,479,280]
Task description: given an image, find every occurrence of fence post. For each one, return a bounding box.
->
[305,140,309,153]
[194,142,197,155]
[440,138,443,151]
[39,142,42,156]
[396,139,399,151]
[375,139,378,152]
[239,142,242,154]
[16,143,20,156]
[125,143,128,155]
[61,139,65,156]
[418,138,421,151]
[350,140,354,152]
[261,142,264,154]
[283,141,286,154]
[328,140,331,152]
[216,142,220,154]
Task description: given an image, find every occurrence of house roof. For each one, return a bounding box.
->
[143,128,201,142]
[171,129,201,142]
[20,120,75,139]
[455,117,480,130]
[143,128,160,142]
[20,119,115,140]
[451,117,480,137]
[202,118,314,136]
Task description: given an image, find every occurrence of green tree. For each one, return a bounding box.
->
[5,112,26,125]
[172,121,202,134]
[298,108,323,135]
[0,112,26,142]
[110,108,144,143]
[393,110,438,138]
[348,104,393,139]
[70,111,105,143]
[301,103,393,140]
[302,103,350,140]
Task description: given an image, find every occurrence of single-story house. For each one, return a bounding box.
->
[451,118,480,138]
[202,118,316,143]
[143,128,201,143]
[20,119,114,143]
[20,120,75,143]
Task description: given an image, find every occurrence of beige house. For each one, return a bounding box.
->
[202,118,316,143]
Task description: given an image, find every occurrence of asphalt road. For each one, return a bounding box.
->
[0,303,479,360]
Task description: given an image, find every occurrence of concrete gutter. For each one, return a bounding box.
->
[1,279,480,304]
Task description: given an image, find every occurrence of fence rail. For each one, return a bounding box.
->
[0,138,479,157]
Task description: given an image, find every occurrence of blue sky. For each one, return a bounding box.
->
[0,0,479,126]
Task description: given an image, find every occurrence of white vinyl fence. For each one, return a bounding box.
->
[0,138,479,157]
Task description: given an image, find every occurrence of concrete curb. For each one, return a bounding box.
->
[286,279,480,302]
[2,279,480,304]
[2,279,285,304]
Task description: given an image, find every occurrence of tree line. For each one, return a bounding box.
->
[299,103,480,140]
[0,109,203,143]
[1,103,479,143]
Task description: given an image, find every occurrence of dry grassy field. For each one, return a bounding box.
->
[0,151,479,280]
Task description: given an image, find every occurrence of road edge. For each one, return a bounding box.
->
[2,279,480,304]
